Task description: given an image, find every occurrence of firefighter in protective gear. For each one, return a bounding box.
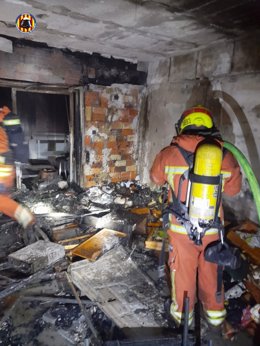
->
[0,105,35,229]
[150,106,242,328]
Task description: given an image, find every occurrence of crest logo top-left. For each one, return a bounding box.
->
[16,13,36,33]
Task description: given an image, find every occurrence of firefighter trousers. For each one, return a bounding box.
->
[168,231,226,327]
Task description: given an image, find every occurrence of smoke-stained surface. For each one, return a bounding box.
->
[0,0,259,61]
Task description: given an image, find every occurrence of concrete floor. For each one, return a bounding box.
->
[208,330,253,346]
[1,298,76,346]
[0,295,255,346]
[0,273,256,346]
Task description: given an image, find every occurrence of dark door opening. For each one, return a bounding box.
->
[0,87,12,109]
[16,91,70,173]
[0,85,82,185]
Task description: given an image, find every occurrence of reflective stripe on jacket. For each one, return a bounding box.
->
[3,118,21,126]
[0,108,29,163]
[150,134,242,232]
[170,223,219,235]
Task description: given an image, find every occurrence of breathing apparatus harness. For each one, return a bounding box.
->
[163,139,224,246]
[161,139,242,302]
[166,107,224,245]
[158,108,243,300]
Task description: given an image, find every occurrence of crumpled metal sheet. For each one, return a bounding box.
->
[69,245,167,329]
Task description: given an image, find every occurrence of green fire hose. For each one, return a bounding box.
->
[223,141,260,224]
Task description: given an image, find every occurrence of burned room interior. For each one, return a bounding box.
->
[0,0,260,345]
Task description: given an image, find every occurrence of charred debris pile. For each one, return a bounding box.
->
[0,173,259,345]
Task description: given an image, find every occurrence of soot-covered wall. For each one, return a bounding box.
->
[142,37,260,223]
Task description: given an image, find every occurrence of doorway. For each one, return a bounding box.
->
[0,85,83,185]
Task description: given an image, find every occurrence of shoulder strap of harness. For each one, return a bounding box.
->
[164,140,226,241]
[162,143,194,238]
[170,143,193,201]
[171,142,194,167]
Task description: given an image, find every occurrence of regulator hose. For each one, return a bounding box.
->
[223,141,260,224]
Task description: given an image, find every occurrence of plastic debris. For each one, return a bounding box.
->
[225,282,247,300]
[58,181,69,190]
[251,304,260,324]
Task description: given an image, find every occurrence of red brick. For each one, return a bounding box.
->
[94,148,103,156]
[121,109,130,116]
[117,137,125,143]
[85,107,92,122]
[108,162,116,169]
[107,141,118,150]
[92,162,102,168]
[110,148,120,155]
[119,109,130,122]
[93,107,106,114]
[85,175,95,181]
[118,148,131,155]
[126,160,136,166]
[85,91,99,107]
[118,141,130,150]
[120,172,131,180]
[85,135,91,146]
[100,95,108,108]
[110,178,118,183]
[109,166,115,173]
[126,166,136,173]
[93,141,104,150]
[111,121,124,129]
[115,166,126,172]
[95,155,103,163]
[130,171,137,180]
[92,107,106,122]
[85,181,97,188]
[129,108,138,118]
[92,112,105,122]
[110,173,121,183]
[89,167,102,175]
[121,154,132,161]
[122,128,134,136]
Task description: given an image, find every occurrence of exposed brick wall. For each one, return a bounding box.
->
[84,84,143,188]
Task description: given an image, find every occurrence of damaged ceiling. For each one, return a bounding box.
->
[0,0,260,62]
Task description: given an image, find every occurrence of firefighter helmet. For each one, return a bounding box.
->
[176,106,214,134]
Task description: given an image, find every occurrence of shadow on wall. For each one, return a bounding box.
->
[185,77,259,180]
[213,90,260,223]
[184,78,259,223]
[213,90,260,179]
[223,181,258,223]
[185,78,235,142]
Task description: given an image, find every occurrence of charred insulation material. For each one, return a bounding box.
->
[0,280,135,345]
[69,244,170,329]
[0,221,24,260]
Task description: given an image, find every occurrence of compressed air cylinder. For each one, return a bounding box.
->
[189,141,222,233]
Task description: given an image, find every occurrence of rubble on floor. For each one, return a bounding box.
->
[222,220,260,341]
[69,245,168,329]
[0,173,260,345]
